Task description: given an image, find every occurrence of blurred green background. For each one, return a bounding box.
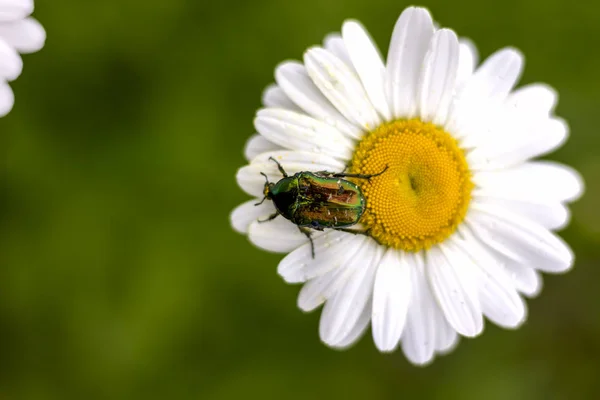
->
[1,0,599,398]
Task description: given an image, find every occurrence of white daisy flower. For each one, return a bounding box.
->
[0,0,45,116]
[231,6,584,365]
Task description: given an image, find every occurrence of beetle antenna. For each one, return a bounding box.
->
[260,172,269,183]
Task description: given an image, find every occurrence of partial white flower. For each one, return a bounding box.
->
[0,0,45,116]
[231,7,583,365]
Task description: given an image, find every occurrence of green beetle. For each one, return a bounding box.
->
[256,157,387,257]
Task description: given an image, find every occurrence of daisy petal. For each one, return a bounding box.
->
[320,239,383,346]
[248,217,319,254]
[254,108,354,160]
[278,231,366,283]
[455,232,526,328]
[297,246,361,312]
[428,243,483,337]
[304,47,381,131]
[243,134,282,162]
[473,161,584,203]
[275,61,362,139]
[323,33,354,71]
[434,312,459,354]
[461,47,523,103]
[372,249,411,352]
[0,0,33,21]
[230,198,276,234]
[342,20,391,120]
[459,224,544,297]
[505,83,558,117]
[456,38,478,88]
[332,298,372,349]
[467,117,568,169]
[386,6,434,119]
[0,81,14,116]
[0,17,45,53]
[261,84,301,111]
[472,196,570,231]
[448,48,523,138]
[236,150,346,197]
[505,263,543,298]
[401,252,437,365]
[514,117,568,161]
[469,204,574,273]
[0,38,22,80]
[419,28,460,126]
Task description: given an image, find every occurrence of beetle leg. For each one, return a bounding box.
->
[330,165,389,181]
[298,227,315,258]
[313,170,334,178]
[332,227,371,236]
[258,212,279,223]
[268,157,288,178]
[255,196,267,206]
[310,221,325,231]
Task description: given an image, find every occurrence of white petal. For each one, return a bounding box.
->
[468,204,574,273]
[278,231,366,283]
[467,117,569,169]
[434,312,459,354]
[298,267,346,312]
[386,7,434,119]
[456,38,478,88]
[418,28,460,126]
[261,84,301,111]
[473,161,584,203]
[320,239,382,346]
[372,249,411,352]
[505,83,558,117]
[472,196,570,231]
[460,225,543,297]
[236,150,346,197]
[400,252,437,365]
[275,61,362,139]
[323,33,354,71]
[254,108,354,160]
[304,47,381,131]
[243,134,282,162]
[459,47,523,103]
[342,20,391,120]
[297,239,369,312]
[427,243,484,337]
[454,231,526,328]
[332,298,372,349]
[0,17,44,53]
[248,217,319,253]
[0,80,13,116]
[505,263,543,298]
[0,38,21,80]
[447,48,523,137]
[230,198,276,234]
[515,117,568,161]
[0,0,32,21]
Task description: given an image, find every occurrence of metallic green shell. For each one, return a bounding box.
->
[270,172,365,228]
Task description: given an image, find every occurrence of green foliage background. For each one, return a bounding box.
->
[1,0,599,398]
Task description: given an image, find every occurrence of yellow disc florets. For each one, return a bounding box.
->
[350,119,473,251]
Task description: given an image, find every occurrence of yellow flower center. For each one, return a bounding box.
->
[350,119,473,251]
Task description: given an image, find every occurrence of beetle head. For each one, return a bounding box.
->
[263,180,274,199]
[254,172,273,206]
